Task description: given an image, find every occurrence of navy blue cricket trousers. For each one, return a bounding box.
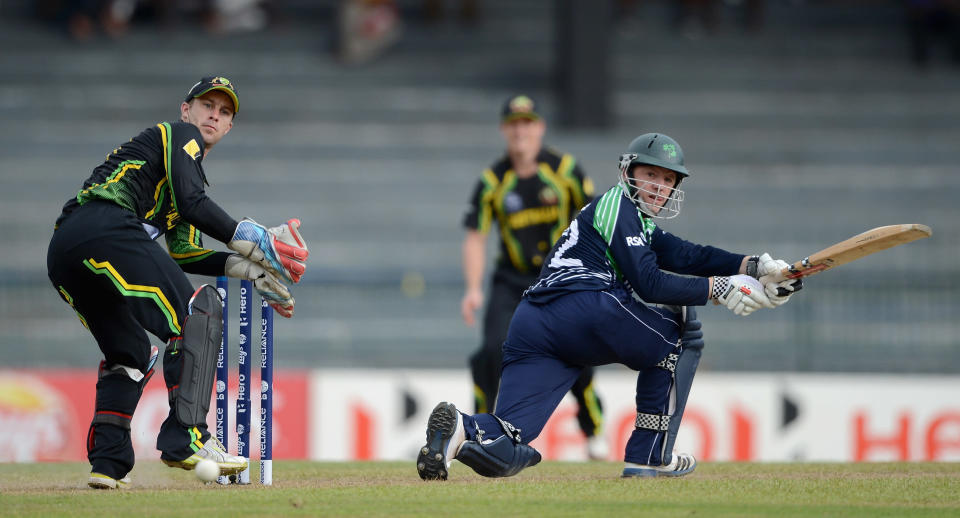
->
[463,286,682,465]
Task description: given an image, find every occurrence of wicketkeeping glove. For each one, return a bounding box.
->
[224,254,296,318]
[227,218,309,284]
[712,274,774,316]
[751,253,804,306]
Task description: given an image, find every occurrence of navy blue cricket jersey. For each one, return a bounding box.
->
[525,185,745,306]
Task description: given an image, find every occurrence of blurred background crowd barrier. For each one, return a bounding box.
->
[0,0,957,373]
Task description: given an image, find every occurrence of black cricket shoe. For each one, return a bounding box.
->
[417,402,463,481]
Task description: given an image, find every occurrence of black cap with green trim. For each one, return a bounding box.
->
[184,76,239,113]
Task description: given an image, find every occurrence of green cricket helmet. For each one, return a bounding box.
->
[617,133,689,219]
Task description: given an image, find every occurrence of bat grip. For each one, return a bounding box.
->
[780,267,803,280]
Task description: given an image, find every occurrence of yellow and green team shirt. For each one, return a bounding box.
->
[55,121,238,275]
[463,147,595,275]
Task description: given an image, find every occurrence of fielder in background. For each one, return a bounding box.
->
[46,76,309,489]
[420,133,802,480]
[460,94,607,459]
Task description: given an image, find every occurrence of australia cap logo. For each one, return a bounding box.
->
[211,77,234,90]
[509,95,534,113]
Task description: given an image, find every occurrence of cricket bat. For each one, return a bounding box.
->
[779,224,932,280]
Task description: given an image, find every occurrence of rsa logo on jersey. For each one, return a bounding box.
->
[0,372,75,462]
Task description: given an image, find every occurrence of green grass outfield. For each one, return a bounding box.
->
[2,461,958,517]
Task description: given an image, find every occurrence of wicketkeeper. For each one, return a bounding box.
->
[418,133,802,480]
[46,76,309,489]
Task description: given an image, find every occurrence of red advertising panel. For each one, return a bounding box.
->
[0,369,308,462]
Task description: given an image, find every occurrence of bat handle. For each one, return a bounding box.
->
[780,267,803,280]
[772,267,791,281]
[774,268,806,296]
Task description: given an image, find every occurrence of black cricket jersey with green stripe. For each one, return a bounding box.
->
[463,148,595,276]
[55,122,237,275]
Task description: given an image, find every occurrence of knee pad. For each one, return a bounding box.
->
[167,284,223,427]
[100,345,159,394]
[455,435,542,478]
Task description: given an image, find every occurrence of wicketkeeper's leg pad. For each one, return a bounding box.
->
[455,435,542,478]
[164,284,222,428]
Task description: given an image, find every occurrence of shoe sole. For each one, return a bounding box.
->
[88,473,130,489]
[417,402,457,481]
[622,460,697,478]
[162,458,247,475]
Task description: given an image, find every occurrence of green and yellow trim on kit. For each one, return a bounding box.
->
[82,258,181,335]
[188,426,204,452]
[157,122,179,212]
[556,153,589,208]
[535,162,570,244]
[581,381,603,434]
[76,159,145,209]
[494,171,528,272]
[144,177,168,219]
[476,169,500,234]
[473,384,488,414]
[167,224,215,264]
[57,285,88,329]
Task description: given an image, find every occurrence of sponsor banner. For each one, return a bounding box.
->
[0,369,308,463]
[309,369,960,462]
[4,369,958,463]
[311,369,471,461]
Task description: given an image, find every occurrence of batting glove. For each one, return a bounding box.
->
[753,253,804,306]
[712,274,774,316]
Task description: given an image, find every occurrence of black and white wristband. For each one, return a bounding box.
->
[711,276,731,300]
[745,255,760,278]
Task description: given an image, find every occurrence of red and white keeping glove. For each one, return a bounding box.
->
[267,219,309,283]
[228,218,309,284]
[712,274,774,316]
[224,255,296,318]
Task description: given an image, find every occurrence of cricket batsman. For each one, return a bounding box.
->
[46,76,309,489]
[418,133,802,480]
